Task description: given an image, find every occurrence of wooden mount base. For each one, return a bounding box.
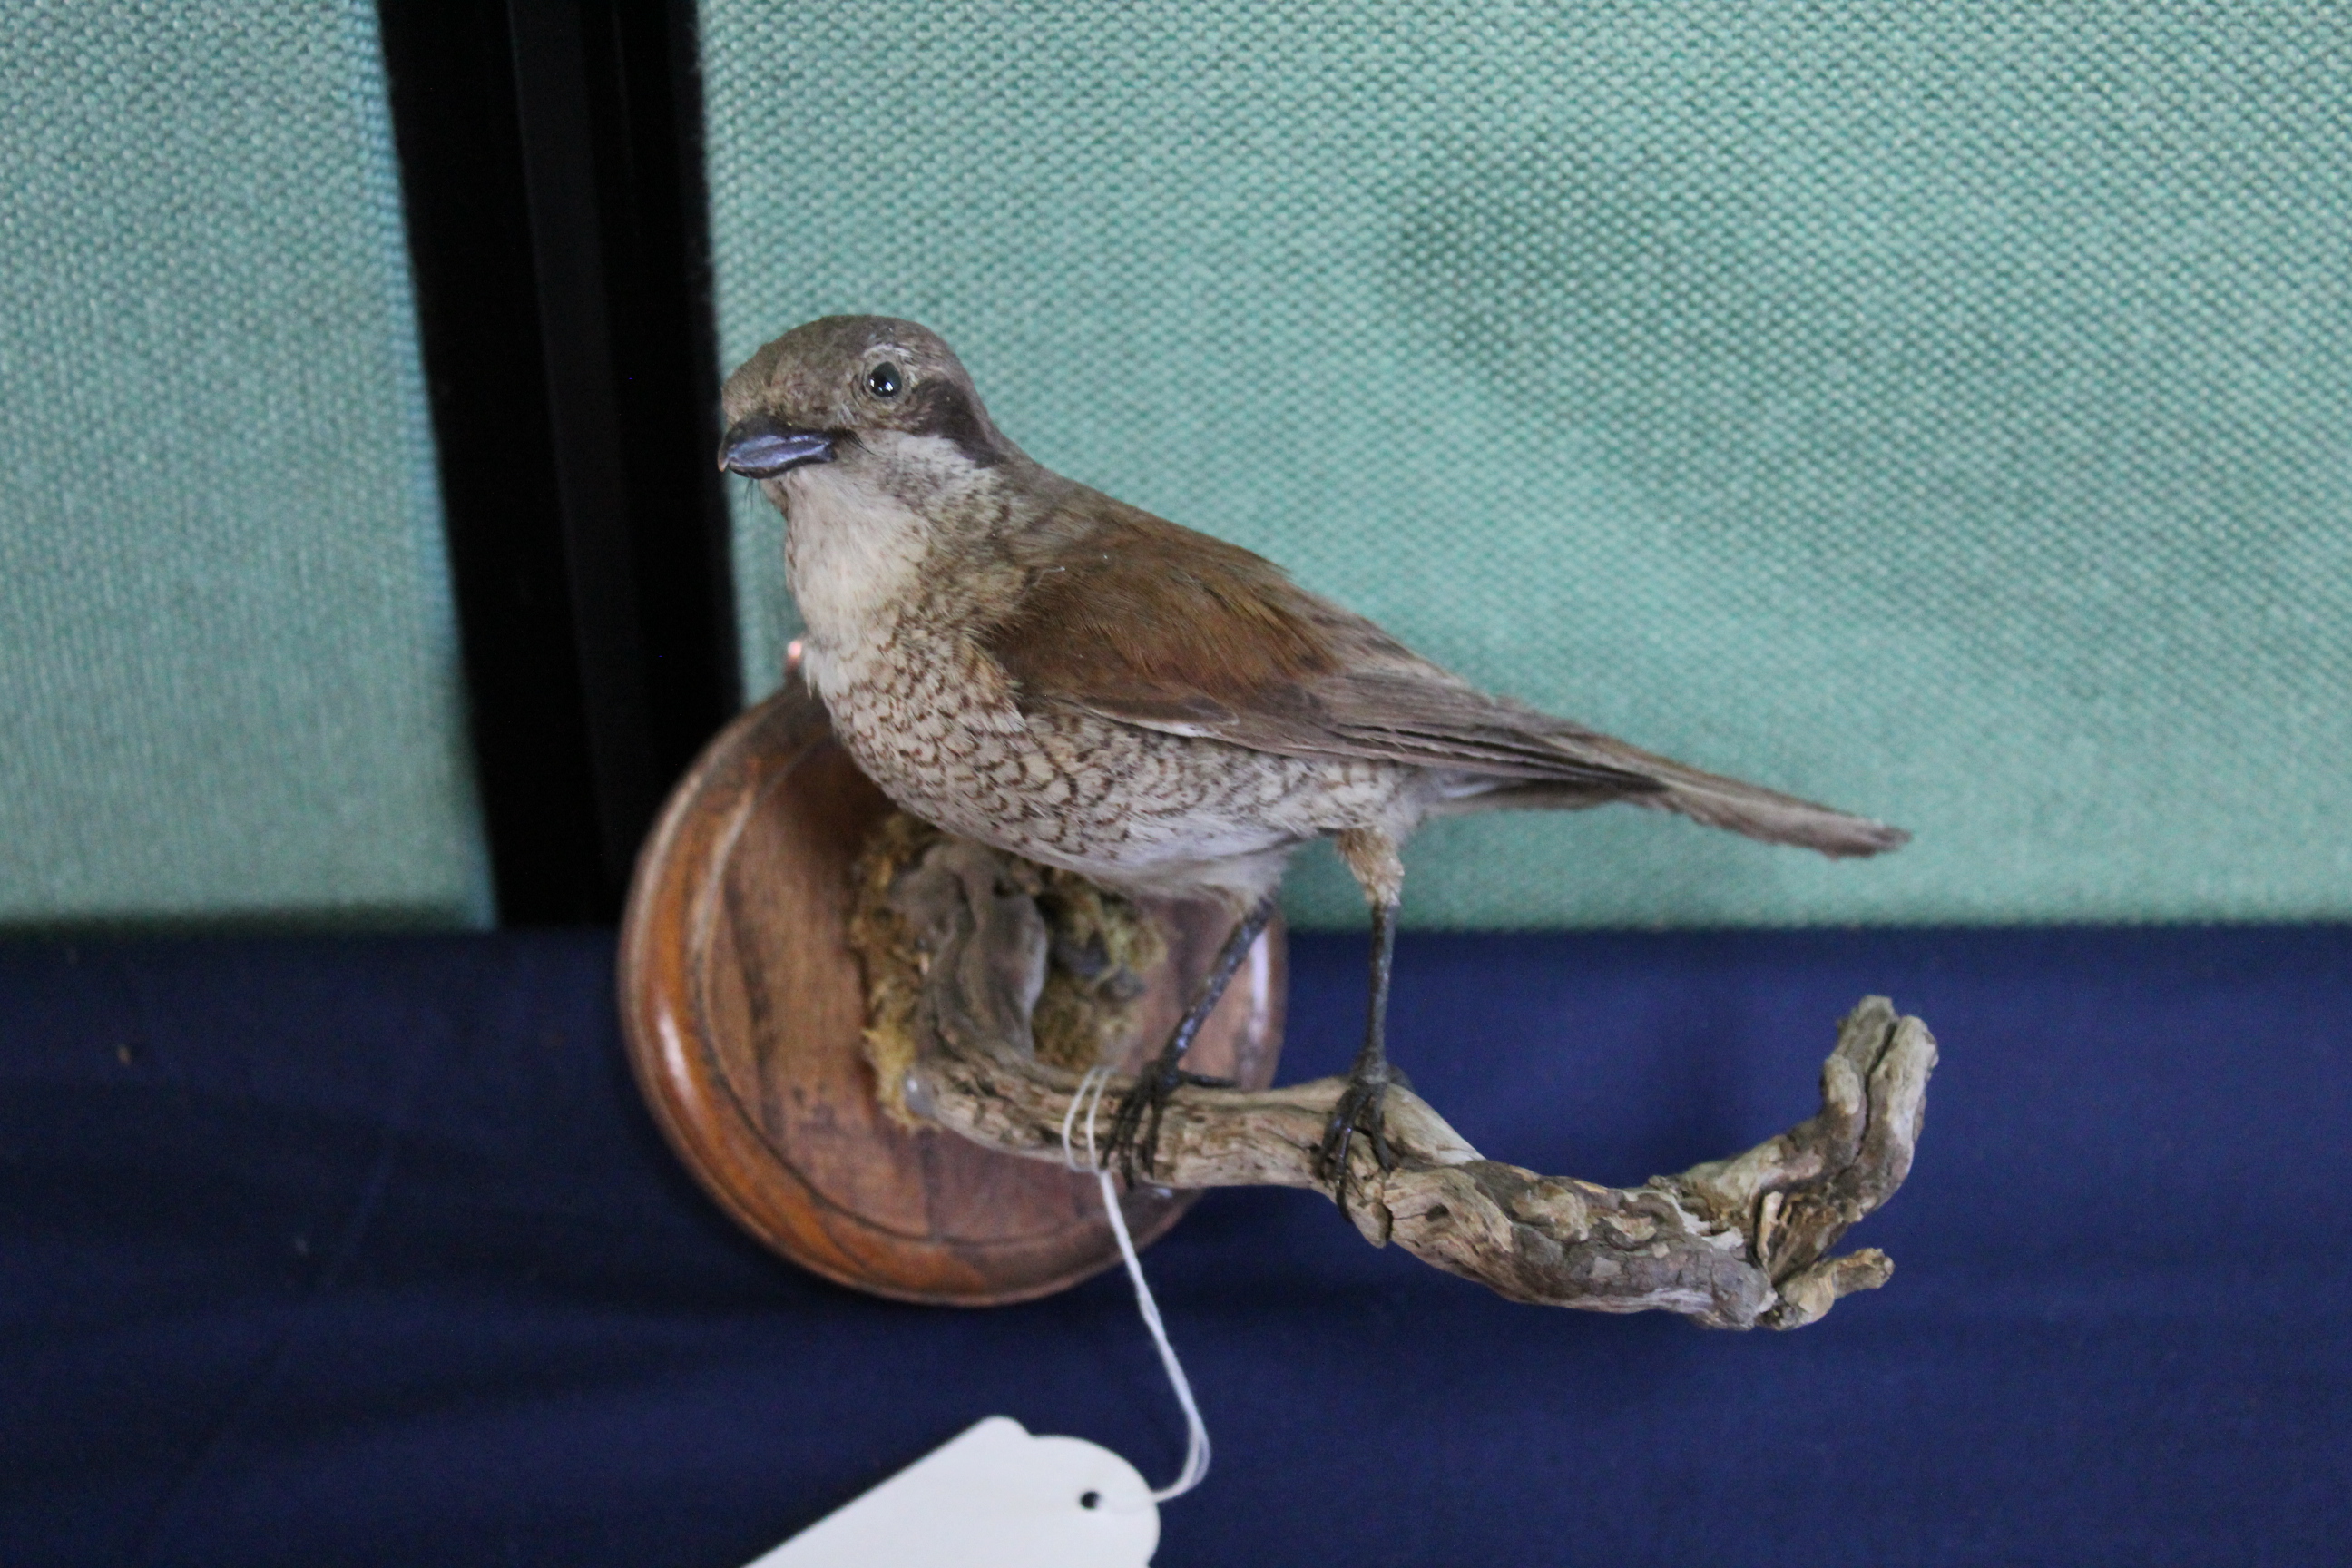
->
[617,677,1287,1306]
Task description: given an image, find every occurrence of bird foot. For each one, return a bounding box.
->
[1314,1064,1409,1207]
[1101,1057,1229,1184]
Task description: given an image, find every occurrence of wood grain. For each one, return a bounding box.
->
[617,674,1286,1306]
[888,828,1938,1331]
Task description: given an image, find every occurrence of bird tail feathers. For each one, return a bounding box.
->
[1440,747,1908,860]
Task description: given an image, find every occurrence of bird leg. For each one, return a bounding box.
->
[1316,897,1404,1206]
[1102,890,1279,1185]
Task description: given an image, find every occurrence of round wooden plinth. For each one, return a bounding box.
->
[617,678,1287,1306]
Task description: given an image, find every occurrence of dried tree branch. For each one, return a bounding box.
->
[888,838,1936,1330]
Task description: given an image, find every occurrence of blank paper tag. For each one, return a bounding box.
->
[744,1416,1160,1568]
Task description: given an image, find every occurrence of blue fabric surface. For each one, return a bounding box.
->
[4,928,2346,1565]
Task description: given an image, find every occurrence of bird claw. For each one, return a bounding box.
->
[1102,1061,1224,1183]
[1315,1070,1402,1210]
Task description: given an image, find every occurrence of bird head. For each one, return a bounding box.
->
[717,316,1014,485]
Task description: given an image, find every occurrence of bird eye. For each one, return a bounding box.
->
[866,362,903,398]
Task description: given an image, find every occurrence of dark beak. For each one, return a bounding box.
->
[718,416,838,477]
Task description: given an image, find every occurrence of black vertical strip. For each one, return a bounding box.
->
[570,1,741,818]
[503,0,662,893]
[378,1,737,925]
[379,0,605,925]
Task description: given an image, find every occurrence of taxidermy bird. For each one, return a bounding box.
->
[720,316,1906,1198]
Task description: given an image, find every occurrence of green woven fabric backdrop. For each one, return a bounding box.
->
[1,3,489,928]
[705,2,2351,929]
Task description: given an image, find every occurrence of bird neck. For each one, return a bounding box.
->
[779,464,936,676]
[779,440,1037,701]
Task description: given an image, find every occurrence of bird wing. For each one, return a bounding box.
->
[982,497,1906,858]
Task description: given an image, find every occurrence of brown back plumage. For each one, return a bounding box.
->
[981,492,1907,858]
[988,505,1339,726]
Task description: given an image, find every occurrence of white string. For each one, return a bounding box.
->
[1061,1064,1212,1503]
[1059,1065,1116,1178]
